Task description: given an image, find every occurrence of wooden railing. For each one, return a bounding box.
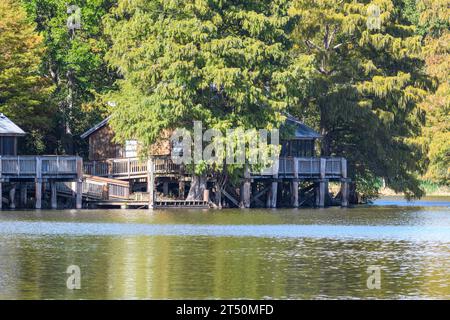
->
[254,157,346,178]
[83,175,130,200]
[83,156,181,178]
[0,156,80,177]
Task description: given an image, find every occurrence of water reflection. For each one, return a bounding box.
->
[0,203,449,299]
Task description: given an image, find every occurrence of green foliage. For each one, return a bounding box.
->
[104,0,313,175]
[21,0,117,155]
[289,0,429,199]
[0,0,55,153]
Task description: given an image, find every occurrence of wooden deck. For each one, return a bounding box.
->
[0,156,81,181]
[83,156,347,180]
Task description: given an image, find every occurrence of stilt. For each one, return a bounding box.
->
[266,187,271,208]
[9,183,16,209]
[0,181,2,210]
[270,181,278,208]
[241,165,251,208]
[35,180,42,209]
[292,159,299,208]
[341,178,349,207]
[147,158,154,209]
[319,179,326,208]
[20,184,27,207]
[76,157,83,209]
[76,181,82,209]
[179,180,185,199]
[270,159,279,208]
[292,181,299,208]
[340,158,349,207]
[51,182,57,209]
[163,181,169,196]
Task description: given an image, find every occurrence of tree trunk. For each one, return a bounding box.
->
[186,174,207,200]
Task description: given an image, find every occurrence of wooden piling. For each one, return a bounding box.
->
[292,159,299,208]
[51,182,57,209]
[76,157,83,209]
[147,158,154,209]
[35,157,42,209]
[241,164,251,208]
[20,184,27,207]
[9,183,16,209]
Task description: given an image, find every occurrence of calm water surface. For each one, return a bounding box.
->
[0,196,449,299]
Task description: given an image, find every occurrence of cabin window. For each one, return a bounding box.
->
[286,139,315,157]
[124,140,138,158]
[0,136,16,155]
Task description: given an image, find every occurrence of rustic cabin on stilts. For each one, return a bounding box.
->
[80,114,350,209]
[0,114,83,210]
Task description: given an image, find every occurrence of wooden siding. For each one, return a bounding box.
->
[88,125,172,161]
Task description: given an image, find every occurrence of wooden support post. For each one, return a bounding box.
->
[163,181,169,196]
[147,158,154,209]
[35,157,42,209]
[20,184,27,207]
[292,159,299,208]
[270,159,279,208]
[76,157,83,209]
[341,178,349,207]
[35,181,42,209]
[51,182,57,209]
[9,183,16,209]
[266,187,271,208]
[179,180,185,199]
[319,179,326,208]
[340,158,348,207]
[241,164,251,208]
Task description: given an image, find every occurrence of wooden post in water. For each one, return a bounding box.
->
[20,184,27,207]
[340,158,349,207]
[318,158,327,208]
[35,157,42,209]
[270,159,279,208]
[51,181,57,209]
[76,157,83,209]
[147,158,154,209]
[179,180,185,199]
[292,159,299,208]
[241,164,251,208]
[9,183,16,209]
[163,181,169,196]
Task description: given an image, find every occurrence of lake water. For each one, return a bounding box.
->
[0,196,449,299]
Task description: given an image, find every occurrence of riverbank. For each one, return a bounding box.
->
[379,185,450,197]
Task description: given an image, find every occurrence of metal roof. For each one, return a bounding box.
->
[0,113,26,136]
[80,116,111,139]
[284,113,322,139]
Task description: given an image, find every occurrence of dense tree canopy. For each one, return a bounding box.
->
[288,0,429,198]
[414,0,449,185]
[22,0,117,155]
[0,0,54,153]
[104,0,312,150]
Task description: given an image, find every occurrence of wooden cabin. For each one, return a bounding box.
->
[80,116,171,161]
[0,113,25,155]
[280,114,322,157]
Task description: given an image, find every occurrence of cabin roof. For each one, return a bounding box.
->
[285,113,322,139]
[80,116,112,139]
[0,113,25,136]
[81,113,321,140]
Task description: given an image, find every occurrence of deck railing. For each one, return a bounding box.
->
[254,157,346,177]
[83,175,130,200]
[83,156,181,178]
[0,156,80,177]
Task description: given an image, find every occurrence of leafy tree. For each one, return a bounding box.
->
[414,0,449,185]
[288,0,429,199]
[104,0,312,199]
[0,0,54,153]
[21,0,117,155]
